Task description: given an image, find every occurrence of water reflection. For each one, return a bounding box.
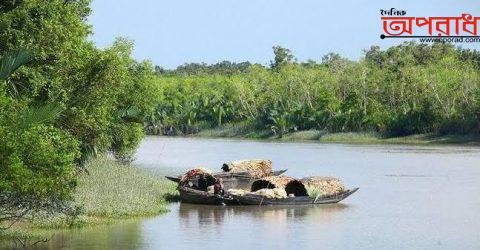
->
[48,220,143,250]
[178,202,349,226]
[139,202,352,249]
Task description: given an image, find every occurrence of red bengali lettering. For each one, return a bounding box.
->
[383,13,479,37]
[382,17,414,36]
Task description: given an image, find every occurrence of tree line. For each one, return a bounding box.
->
[148,43,480,138]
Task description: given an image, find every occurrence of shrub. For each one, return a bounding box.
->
[0,124,80,224]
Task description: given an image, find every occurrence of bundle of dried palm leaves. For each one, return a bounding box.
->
[227,188,288,199]
[221,159,272,178]
[300,176,345,197]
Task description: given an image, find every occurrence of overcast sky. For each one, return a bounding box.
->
[89,0,479,69]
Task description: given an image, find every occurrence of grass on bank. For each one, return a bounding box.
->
[193,123,480,146]
[75,157,177,219]
[1,157,178,240]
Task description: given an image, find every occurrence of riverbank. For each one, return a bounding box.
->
[1,157,177,243]
[191,126,480,146]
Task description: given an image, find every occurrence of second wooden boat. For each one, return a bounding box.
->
[229,188,359,205]
[165,169,288,183]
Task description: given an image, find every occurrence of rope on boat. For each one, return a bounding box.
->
[259,196,265,206]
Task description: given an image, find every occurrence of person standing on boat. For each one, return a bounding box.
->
[214,178,224,195]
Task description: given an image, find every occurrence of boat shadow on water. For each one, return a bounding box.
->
[178,202,351,226]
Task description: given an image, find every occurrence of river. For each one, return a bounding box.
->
[20,137,480,249]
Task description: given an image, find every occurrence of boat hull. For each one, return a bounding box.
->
[178,187,236,205]
[178,187,359,206]
[230,188,359,206]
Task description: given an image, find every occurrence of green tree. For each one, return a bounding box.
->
[0,50,80,229]
[270,46,295,69]
[1,1,157,163]
[1,0,159,231]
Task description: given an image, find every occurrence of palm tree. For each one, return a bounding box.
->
[0,49,70,230]
[0,50,31,79]
[0,50,63,128]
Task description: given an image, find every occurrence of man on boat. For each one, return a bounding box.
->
[214,178,224,195]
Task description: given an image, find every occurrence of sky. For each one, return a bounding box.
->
[89,0,479,69]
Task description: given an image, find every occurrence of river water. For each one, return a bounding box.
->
[13,137,480,249]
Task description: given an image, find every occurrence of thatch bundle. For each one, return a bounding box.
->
[227,188,287,199]
[253,188,287,199]
[227,189,249,196]
[300,176,345,197]
[179,168,216,188]
[221,159,272,178]
[251,176,308,197]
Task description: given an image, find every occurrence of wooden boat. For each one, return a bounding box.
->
[230,188,359,206]
[175,165,358,206]
[165,176,182,182]
[165,169,288,183]
[178,186,236,205]
[178,186,358,206]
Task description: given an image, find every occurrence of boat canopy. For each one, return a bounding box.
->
[250,176,308,197]
[179,168,216,189]
[250,176,347,197]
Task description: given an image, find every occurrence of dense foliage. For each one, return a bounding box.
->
[155,61,254,76]
[0,0,156,226]
[149,43,480,137]
[0,0,479,233]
